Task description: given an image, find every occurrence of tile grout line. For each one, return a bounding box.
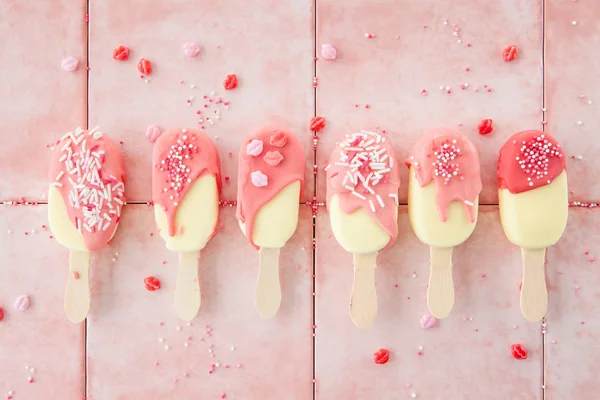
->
[311,0,318,398]
[541,0,547,398]
[85,0,90,398]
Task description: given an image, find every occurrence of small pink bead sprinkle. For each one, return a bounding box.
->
[61,56,79,72]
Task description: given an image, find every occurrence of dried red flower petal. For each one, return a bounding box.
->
[503,45,518,62]
[113,46,130,61]
[478,118,493,135]
[138,58,152,76]
[373,348,390,364]
[224,74,238,90]
[144,276,161,291]
[511,344,528,360]
[310,116,326,132]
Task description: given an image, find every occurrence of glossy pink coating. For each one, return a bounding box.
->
[406,128,482,223]
[236,127,305,249]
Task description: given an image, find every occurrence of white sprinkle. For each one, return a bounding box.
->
[56,171,65,180]
[344,185,356,191]
[389,193,398,204]
[464,200,474,206]
[351,191,366,200]
[369,199,376,212]
[51,182,63,187]
[376,194,385,207]
[58,154,67,162]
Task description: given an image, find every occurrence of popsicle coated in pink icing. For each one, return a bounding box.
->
[236,127,305,249]
[498,130,566,194]
[325,130,401,250]
[405,128,482,223]
[152,128,222,237]
[49,127,126,252]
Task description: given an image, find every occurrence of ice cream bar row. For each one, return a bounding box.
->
[325,128,567,327]
[48,126,305,322]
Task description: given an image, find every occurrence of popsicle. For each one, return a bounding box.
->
[152,128,222,321]
[236,128,305,318]
[48,127,126,323]
[498,130,567,322]
[326,130,400,328]
[405,128,482,319]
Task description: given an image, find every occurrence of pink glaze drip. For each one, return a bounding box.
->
[49,128,126,252]
[236,127,305,249]
[152,128,222,237]
[406,128,482,223]
[498,130,566,194]
[325,130,401,249]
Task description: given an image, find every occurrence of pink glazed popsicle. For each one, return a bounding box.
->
[236,128,305,318]
[326,130,401,328]
[48,127,126,322]
[152,128,222,321]
[406,128,482,319]
[498,130,568,322]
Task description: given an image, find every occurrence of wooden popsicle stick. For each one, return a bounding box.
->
[256,247,281,319]
[64,250,92,323]
[175,251,201,321]
[520,247,547,323]
[427,246,455,319]
[350,252,378,328]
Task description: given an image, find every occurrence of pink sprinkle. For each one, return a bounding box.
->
[465,67,470,71]
[246,139,264,156]
[221,394,227,399]
[162,260,167,265]
[154,361,159,366]
[552,340,557,344]
[61,56,79,72]
[321,44,337,60]
[14,295,30,311]
[365,104,370,109]
[421,89,427,96]
[420,312,437,329]
[250,171,268,187]
[181,42,201,57]
[145,125,162,143]
[72,271,80,280]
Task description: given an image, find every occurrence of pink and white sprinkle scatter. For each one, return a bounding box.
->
[13,295,30,311]
[145,125,162,143]
[250,171,268,187]
[518,134,563,187]
[321,44,337,60]
[334,130,393,211]
[61,56,79,72]
[181,42,201,57]
[51,127,125,250]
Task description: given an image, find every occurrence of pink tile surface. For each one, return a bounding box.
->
[0,206,85,399]
[86,205,313,399]
[545,209,600,399]
[0,1,87,201]
[546,0,600,203]
[316,0,543,204]
[315,207,543,399]
[89,0,315,202]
